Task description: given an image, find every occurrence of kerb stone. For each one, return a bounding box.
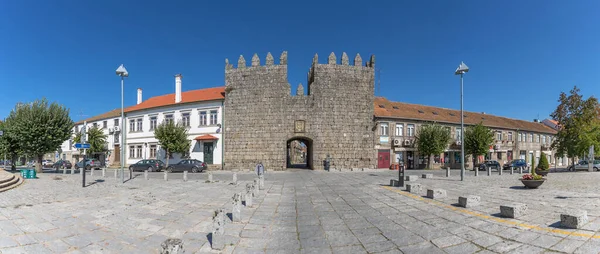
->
[421,173,433,179]
[426,189,447,199]
[561,210,588,229]
[500,203,527,218]
[405,175,418,181]
[458,195,480,208]
[406,183,422,194]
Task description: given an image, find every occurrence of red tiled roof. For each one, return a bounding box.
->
[75,109,121,125]
[374,97,557,134]
[125,87,225,113]
[195,134,218,141]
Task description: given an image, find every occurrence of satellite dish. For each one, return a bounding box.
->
[216,128,221,133]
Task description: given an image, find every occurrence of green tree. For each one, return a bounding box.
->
[73,125,108,156]
[154,121,190,167]
[551,86,600,168]
[0,120,22,171]
[464,122,494,167]
[537,152,549,171]
[5,99,73,173]
[415,123,452,169]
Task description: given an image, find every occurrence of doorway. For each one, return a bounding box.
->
[407,151,415,169]
[287,138,312,169]
[204,142,214,164]
[377,150,390,169]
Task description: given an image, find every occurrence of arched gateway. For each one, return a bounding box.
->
[223,51,376,170]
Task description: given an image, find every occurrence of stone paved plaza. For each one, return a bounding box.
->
[2,169,600,253]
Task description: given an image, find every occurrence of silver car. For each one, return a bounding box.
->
[568,160,600,171]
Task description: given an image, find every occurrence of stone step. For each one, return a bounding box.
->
[0,174,15,185]
[0,174,23,193]
[0,175,18,189]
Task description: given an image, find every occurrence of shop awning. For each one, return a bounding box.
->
[194,134,218,141]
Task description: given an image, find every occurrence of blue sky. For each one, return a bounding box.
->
[1,0,599,122]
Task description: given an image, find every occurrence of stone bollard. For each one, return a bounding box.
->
[102,168,106,178]
[232,193,242,223]
[561,210,588,229]
[421,174,433,179]
[253,179,260,196]
[426,189,447,199]
[211,209,226,250]
[164,171,168,181]
[207,172,213,183]
[519,166,523,174]
[245,183,254,207]
[232,172,238,185]
[499,167,503,175]
[475,167,479,176]
[160,238,184,254]
[183,171,188,182]
[259,174,265,190]
[487,167,491,176]
[114,169,118,179]
[62,168,67,175]
[390,179,399,187]
[458,195,481,208]
[144,170,149,180]
[500,203,527,218]
[406,183,422,194]
[446,167,450,177]
[70,168,74,175]
[405,175,418,181]
[510,167,514,175]
[90,168,94,176]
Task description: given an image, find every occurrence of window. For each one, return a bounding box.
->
[529,133,533,142]
[165,114,174,124]
[536,134,540,143]
[129,119,135,132]
[548,136,552,144]
[518,133,522,142]
[455,127,462,140]
[136,145,143,159]
[407,124,415,137]
[199,111,207,126]
[129,145,135,158]
[182,112,190,127]
[210,110,218,125]
[395,123,403,136]
[508,132,513,141]
[136,118,143,132]
[542,135,546,144]
[496,131,502,141]
[380,122,389,136]
[93,123,97,128]
[114,119,119,127]
[103,121,107,129]
[150,116,157,131]
[149,144,157,158]
[498,152,503,160]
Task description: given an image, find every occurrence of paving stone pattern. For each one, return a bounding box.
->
[1,169,600,253]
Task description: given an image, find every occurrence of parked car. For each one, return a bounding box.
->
[74,159,102,170]
[129,159,165,172]
[503,159,528,170]
[53,160,72,169]
[477,160,501,171]
[166,159,207,173]
[42,160,54,167]
[568,160,600,171]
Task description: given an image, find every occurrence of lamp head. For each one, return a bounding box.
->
[454,61,469,75]
[116,64,129,77]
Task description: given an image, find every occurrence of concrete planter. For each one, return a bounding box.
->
[521,178,546,189]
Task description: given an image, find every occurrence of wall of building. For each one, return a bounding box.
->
[125,101,223,166]
[223,52,376,171]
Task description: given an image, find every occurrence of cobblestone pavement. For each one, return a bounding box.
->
[1,169,600,253]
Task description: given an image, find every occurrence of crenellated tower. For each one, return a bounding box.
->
[223,51,376,171]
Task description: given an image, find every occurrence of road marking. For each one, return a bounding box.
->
[382,186,598,238]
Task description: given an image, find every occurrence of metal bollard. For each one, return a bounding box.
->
[164,171,168,181]
[487,167,491,176]
[499,167,503,175]
[446,167,450,177]
[144,170,148,180]
[102,168,106,177]
[398,165,405,187]
[62,168,67,175]
[519,166,523,174]
[114,169,118,179]
[183,171,188,182]
[510,167,514,175]
[475,167,479,176]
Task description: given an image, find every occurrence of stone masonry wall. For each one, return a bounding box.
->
[223,52,375,170]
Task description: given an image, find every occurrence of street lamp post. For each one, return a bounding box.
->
[116,64,128,184]
[455,62,469,181]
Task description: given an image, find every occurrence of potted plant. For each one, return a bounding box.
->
[535,153,550,176]
[521,173,546,188]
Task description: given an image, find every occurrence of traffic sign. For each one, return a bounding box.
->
[74,143,90,149]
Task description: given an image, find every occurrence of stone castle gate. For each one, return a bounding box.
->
[223,51,376,170]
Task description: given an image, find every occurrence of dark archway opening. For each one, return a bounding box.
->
[287,138,313,169]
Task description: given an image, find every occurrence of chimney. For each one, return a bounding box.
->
[175,74,182,103]
[137,88,142,105]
